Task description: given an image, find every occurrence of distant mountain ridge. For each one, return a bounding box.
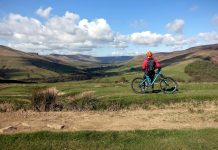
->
[48,54,134,66]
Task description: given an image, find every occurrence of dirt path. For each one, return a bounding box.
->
[0,102,218,134]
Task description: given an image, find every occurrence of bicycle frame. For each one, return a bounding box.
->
[139,71,162,87]
[131,70,177,94]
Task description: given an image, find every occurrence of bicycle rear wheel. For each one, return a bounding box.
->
[131,77,148,94]
[160,77,177,94]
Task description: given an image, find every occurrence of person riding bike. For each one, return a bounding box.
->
[142,51,161,92]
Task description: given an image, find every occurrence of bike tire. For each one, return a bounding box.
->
[160,77,177,94]
[131,77,148,94]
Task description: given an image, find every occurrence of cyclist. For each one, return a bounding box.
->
[142,51,161,92]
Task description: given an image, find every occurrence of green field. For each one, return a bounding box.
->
[162,59,194,82]
[0,129,218,150]
[1,58,218,149]
[0,77,218,111]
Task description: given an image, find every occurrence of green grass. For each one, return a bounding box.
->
[1,81,218,110]
[0,56,60,80]
[162,59,194,82]
[185,60,218,82]
[101,58,195,82]
[0,129,218,150]
[0,56,85,80]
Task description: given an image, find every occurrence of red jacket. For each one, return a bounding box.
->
[142,57,161,71]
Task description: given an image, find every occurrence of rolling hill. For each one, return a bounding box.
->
[126,44,218,66]
[0,44,218,82]
[0,45,86,81]
[47,54,133,67]
[123,44,218,82]
[0,46,133,81]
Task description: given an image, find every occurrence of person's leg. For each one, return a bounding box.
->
[143,70,148,78]
[143,72,146,79]
[142,71,147,92]
[148,71,155,92]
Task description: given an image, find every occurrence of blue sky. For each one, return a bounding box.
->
[0,0,218,56]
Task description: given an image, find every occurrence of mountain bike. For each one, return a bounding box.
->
[131,70,178,94]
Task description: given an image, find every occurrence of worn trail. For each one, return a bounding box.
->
[0,102,218,134]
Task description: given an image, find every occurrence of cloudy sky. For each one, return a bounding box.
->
[0,0,218,56]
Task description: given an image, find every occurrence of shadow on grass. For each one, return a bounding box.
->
[23,58,83,74]
[152,89,162,93]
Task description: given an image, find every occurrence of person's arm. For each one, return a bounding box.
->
[142,59,148,70]
[153,58,161,69]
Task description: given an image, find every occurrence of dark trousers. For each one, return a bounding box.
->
[144,70,155,89]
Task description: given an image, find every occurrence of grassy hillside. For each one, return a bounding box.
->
[0,129,218,150]
[185,60,218,82]
[0,45,133,81]
[47,54,100,67]
[0,46,87,81]
[47,54,133,67]
[122,44,218,82]
[1,44,218,82]
[162,59,195,82]
[0,56,58,80]
[128,44,218,66]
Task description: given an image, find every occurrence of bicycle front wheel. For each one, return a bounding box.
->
[131,77,148,94]
[160,77,177,94]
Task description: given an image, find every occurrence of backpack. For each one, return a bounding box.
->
[147,58,155,71]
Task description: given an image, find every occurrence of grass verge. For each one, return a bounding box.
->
[0,129,218,150]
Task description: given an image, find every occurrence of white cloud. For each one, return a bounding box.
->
[0,9,215,55]
[36,7,53,18]
[166,19,185,33]
[162,34,196,47]
[198,31,218,43]
[0,13,43,41]
[120,31,195,48]
[212,14,218,25]
[0,11,198,55]
[112,50,142,56]
[79,18,113,41]
[0,11,120,54]
[126,31,163,45]
[46,11,80,31]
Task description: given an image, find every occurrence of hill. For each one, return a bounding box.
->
[46,54,100,67]
[47,54,133,67]
[0,46,133,82]
[0,45,87,81]
[127,44,218,66]
[0,44,218,82]
[123,44,218,82]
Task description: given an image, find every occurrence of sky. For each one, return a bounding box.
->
[0,0,218,56]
